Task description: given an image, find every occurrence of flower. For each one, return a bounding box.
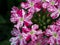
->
[28,34,48,45]
[50,5,60,19]
[47,6,57,12]
[10,6,19,23]
[42,2,48,9]
[56,18,60,26]
[22,24,43,41]
[42,0,58,12]
[10,28,27,45]
[10,6,33,29]
[21,0,41,13]
[45,25,60,45]
[42,0,58,7]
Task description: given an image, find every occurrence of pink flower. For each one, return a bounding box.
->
[50,5,60,19]
[47,6,57,12]
[21,0,41,13]
[42,1,60,19]
[10,28,28,45]
[56,18,60,26]
[42,0,58,12]
[28,34,48,45]
[11,28,21,36]
[49,25,59,31]
[27,36,41,45]
[28,41,41,45]
[22,25,31,33]
[10,6,19,23]
[45,25,60,45]
[47,0,58,6]
[10,6,33,29]
[42,2,48,9]
[22,24,43,41]
[50,10,59,19]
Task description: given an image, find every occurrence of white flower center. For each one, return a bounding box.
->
[42,0,46,2]
[30,2,34,7]
[20,35,23,39]
[58,9,60,14]
[51,1,55,5]
[30,30,35,35]
[53,32,58,38]
[20,18,24,21]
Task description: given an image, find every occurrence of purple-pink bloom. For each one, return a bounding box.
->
[45,25,60,45]
[42,0,58,12]
[10,6,19,23]
[50,5,60,19]
[56,18,60,26]
[28,32,48,45]
[22,24,43,41]
[21,0,41,13]
[10,6,33,29]
[47,6,57,12]
[10,28,27,45]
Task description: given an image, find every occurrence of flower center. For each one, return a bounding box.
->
[53,32,58,38]
[20,18,24,21]
[58,9,60,14]
[30,30,35,34]
[20,35,23,39]
[30,2,34,7]
[42,0,46,2]
[36,42,40,45]
[51,1,55,5]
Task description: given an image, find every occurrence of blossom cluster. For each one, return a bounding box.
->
[10,0,60,45]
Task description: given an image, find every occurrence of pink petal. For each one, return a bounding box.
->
[28,8,35,14]
[51,11,59,19]
[32,24,39,30]
[31,35,37,41]
[45,29,52,36]
[26,35,31,41]
[42,2,48,9]
[14,21,23,29]
[22,26,30,33]
[27,0,41,3]
[11,28,20,36]
[17,9,22,17]
[34,2,41,12]
[11,6,18,13]
[56,18,60,26]
[24,20,33,26]
[25,13,33,20]
[22,9,26,18]
[21,2,29,9]
[49,25,59,31]
[36,30,43,35]
[48,6,57,12]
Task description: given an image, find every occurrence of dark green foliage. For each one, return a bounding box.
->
[31,9,53,30]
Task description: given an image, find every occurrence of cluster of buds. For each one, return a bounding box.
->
[10,0,60,45]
